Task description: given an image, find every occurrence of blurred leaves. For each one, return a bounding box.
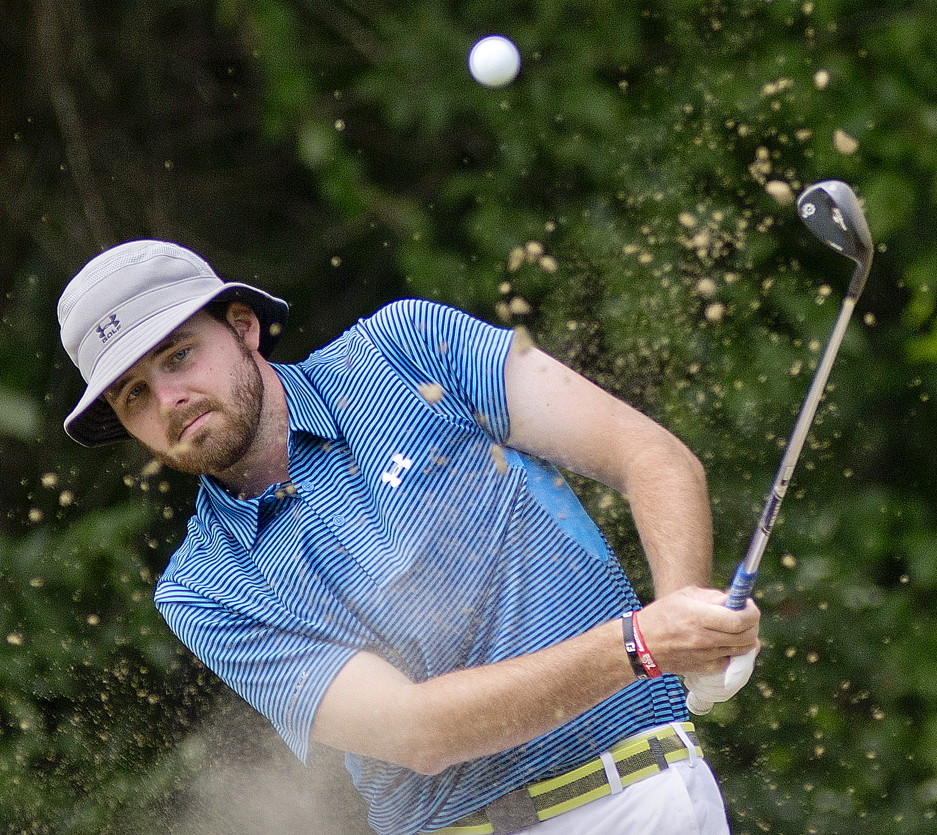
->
[0,502,215,833]
[0,385,41,442]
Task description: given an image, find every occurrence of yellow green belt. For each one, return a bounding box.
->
[431,722,703,835]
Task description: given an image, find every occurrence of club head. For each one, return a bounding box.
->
[796,180,874,298]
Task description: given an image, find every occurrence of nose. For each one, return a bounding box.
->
[153,376,190,418]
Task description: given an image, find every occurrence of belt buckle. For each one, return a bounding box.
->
[484,787,539,834]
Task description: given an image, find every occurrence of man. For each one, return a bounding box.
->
[58,240,760,834]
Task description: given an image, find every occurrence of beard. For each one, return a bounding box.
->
[146,342,264,478]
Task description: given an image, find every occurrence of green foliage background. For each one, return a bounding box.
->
[2,0,937,832]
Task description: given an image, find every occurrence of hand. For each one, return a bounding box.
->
[634,587,760,676]
[685,647,759,715]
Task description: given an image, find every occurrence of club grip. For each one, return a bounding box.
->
[725,565,758,611]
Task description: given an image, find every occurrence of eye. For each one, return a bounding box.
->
[170,346,190,365]
[124,381,146,406]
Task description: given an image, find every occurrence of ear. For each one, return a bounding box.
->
[225,302,262,352]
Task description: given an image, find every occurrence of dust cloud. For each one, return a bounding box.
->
[168,696,371,835]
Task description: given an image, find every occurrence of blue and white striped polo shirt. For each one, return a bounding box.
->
[154,299,687,835]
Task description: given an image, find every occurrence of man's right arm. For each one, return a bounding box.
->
[312,587,758,775]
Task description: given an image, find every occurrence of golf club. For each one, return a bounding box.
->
[687,180,874,714]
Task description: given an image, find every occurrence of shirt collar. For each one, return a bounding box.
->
[197,475,265,551]
[195,359,339,549]
[272,361,341,440]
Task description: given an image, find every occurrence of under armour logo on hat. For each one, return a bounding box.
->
[95,313,121,344]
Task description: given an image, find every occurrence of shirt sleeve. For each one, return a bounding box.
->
[358,299,515,444]
[155,583,358,764]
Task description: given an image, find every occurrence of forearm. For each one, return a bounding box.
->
[315,619,634,775]
[314,590,760,774]
[412,620,635,772]
[623,436,714,597]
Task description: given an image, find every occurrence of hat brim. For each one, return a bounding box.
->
[64,283,288,447]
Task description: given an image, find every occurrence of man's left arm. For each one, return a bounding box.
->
[503,340,713,597]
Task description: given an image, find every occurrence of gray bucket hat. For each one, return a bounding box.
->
[58,240,289,447]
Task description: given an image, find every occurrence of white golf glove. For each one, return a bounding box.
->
[685,647,759,715]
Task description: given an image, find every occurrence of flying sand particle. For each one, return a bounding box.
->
[507,247,525,272]
[695,278,718,298]
[508,297,532,316]
[765,180,794,205]
[524,241,545,262]
[704,302,726,322]
[417,382,445,404]
[539,255,558,273]
[833,129,858,155]
[512,325,535,352]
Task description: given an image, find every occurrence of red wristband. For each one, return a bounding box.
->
[630,612,663,678]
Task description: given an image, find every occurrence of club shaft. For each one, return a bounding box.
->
[725,293,857,609]
[689,184,871,714]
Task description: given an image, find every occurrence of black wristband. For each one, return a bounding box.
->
[621,612,649,680]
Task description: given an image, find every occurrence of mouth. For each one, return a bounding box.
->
[177,410,211,443]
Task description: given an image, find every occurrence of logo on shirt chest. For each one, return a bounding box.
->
[381,452,412,488]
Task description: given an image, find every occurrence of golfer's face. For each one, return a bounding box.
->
[104,311,264,476]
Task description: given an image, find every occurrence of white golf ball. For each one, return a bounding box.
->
[468,35,521,89]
